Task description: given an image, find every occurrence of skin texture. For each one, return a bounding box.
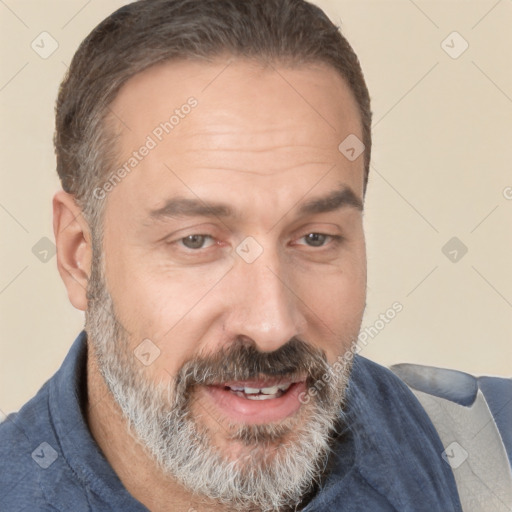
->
[53,58,367,511]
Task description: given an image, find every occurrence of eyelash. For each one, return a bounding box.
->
[178,234,216,250]
[175,233,343,251]
[294,233,343,248]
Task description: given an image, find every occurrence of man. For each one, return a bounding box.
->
[0,0,510,511]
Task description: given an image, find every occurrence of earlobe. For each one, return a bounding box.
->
[52,190,92,311]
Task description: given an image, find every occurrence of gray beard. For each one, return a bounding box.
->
[85,246,353,512]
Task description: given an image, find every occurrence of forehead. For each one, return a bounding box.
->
[104,58,365,218]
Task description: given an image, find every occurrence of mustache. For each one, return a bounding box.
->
[175,336,330,390]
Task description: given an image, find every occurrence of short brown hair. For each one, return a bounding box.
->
[54,0,372,227]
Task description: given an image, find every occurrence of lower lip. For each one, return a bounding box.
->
[202,382,307,424]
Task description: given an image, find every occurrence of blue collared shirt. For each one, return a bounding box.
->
[0,331,467,510]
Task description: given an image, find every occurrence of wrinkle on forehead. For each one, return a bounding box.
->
[103,58,365,207]
[108,57,362,149]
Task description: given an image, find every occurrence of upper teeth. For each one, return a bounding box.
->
[229,383,292,394]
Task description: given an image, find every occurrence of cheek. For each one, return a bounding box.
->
[293,250,366,352]
[304,272,365,326]
[103,251,231,378]
[104,234,226,328]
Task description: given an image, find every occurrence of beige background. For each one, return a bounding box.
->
[1,0,511,416]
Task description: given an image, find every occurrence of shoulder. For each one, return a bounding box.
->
[347,355,450,441]
[0,377,95,511]
[389,362,512,510]
[0,381,57,508]
[352,356,511,434]
[343,356,464,509]
[348,356,511,469]
[389,362,512,450]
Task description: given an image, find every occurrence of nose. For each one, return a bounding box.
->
[224,254,307,353]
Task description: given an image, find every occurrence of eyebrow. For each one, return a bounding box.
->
[298,186,363,215]
[149,198,235,220]
[148,185,362,222]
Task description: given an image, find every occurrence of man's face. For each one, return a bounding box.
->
[87,58,366,509]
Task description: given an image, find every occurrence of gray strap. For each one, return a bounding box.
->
[410,387,512,511]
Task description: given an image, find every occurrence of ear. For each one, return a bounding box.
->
[53,190,93,311]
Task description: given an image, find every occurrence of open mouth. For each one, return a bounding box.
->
[221,380,297,400]
[202,377,307,424]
